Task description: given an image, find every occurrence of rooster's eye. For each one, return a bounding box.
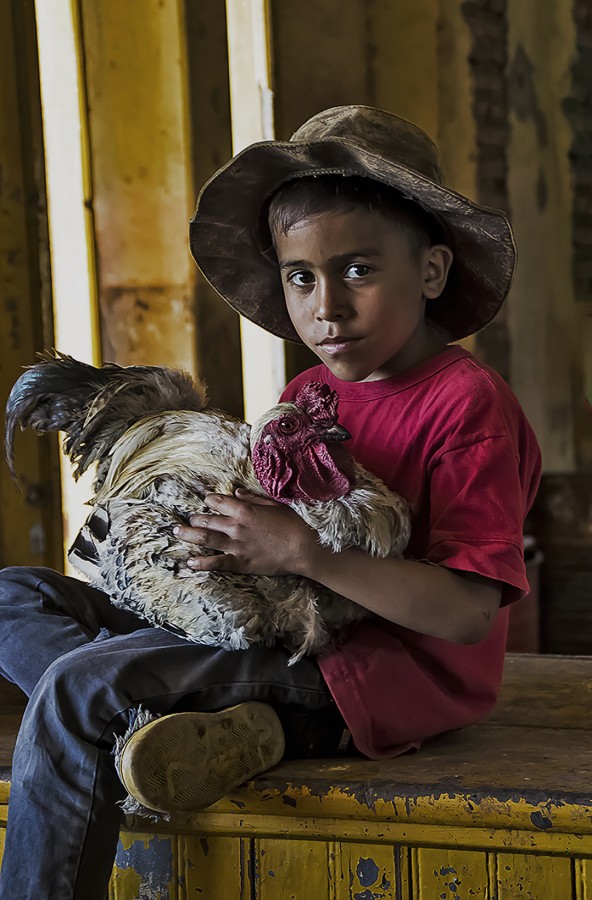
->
[278,417,298,434]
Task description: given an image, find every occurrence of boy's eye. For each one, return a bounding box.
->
[345,264,371,279]
[287,271,315,288]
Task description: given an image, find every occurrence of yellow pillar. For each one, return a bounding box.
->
[80,0,198,375]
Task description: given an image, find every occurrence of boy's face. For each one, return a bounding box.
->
[275,208,452,382]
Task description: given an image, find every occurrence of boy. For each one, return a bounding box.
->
[0,106,541,900]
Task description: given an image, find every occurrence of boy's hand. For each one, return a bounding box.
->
[175,490,317,576]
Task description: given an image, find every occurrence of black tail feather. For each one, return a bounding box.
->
[5,351,207,486]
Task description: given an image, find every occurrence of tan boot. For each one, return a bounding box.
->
[115,702,285,816]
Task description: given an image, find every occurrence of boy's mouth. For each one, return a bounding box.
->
[318,336,360,355]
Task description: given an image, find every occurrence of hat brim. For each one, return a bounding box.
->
[190,138,516,343]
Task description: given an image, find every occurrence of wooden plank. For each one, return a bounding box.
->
[80,0,198,375]
[489,654,592,729]
[176,834,246,899]
[338,842,399,899]
[575,859,592,900]
[495,852,573,900]
[412,847,490,898]
[254,837,331,898]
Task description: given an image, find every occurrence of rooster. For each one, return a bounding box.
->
[5,353,410,663]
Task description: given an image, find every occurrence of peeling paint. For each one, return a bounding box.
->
[530,811,553,830]
[114,835,174,898]
[357,856,380,886]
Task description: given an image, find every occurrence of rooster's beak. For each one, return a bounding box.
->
[319,424,351,442]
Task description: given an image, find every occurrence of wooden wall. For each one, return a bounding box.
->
[0,0,590,568]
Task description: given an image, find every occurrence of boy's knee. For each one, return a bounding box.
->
[33,651,108,726]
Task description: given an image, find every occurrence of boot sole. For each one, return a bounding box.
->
[117,702,285,814]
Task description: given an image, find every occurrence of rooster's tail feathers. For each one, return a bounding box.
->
[5,351,207,484]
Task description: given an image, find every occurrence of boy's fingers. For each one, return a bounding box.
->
[185,514,228,532]
[187,553,233,572]
[234,488,277,506]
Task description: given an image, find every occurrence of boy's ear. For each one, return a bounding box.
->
[422,245,454,299]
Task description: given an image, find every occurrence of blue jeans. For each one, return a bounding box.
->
[0,566,342,900]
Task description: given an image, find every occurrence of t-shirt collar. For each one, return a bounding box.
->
[320,345,471,399]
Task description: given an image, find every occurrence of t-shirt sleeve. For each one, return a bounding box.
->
[425,434,531,604]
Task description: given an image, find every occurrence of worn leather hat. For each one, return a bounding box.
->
[189,105,516,342]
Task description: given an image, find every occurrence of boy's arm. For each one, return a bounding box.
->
[177,491,502,646]
[303,543,502,644]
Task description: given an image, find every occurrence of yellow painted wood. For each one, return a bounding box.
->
[178,834,246,899]
[254,837,331,899]
[338,842,399,899]
[80,0,198,376]
[413,847,490,898]
[495,852,573,900]
[575,859,592,900]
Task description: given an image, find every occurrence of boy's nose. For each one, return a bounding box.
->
[314,281,351,321]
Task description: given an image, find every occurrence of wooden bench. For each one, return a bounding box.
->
[1,655,591,898]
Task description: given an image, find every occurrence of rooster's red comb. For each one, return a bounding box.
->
[294,382,338,425]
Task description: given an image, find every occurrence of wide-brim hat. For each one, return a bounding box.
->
[189,105,516,342]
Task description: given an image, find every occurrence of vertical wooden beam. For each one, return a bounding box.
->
[183,0,244,418]
[0,0,62,569]
[506,0,577,471]
[80,0,198,375]
[225,0,286,422]
[436,1,479,204]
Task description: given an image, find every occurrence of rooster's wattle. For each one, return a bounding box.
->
[5,353,410,663]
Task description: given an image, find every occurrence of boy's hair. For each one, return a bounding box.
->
[267,174,447,261]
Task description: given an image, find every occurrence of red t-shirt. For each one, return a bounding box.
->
[281,345,542,759]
